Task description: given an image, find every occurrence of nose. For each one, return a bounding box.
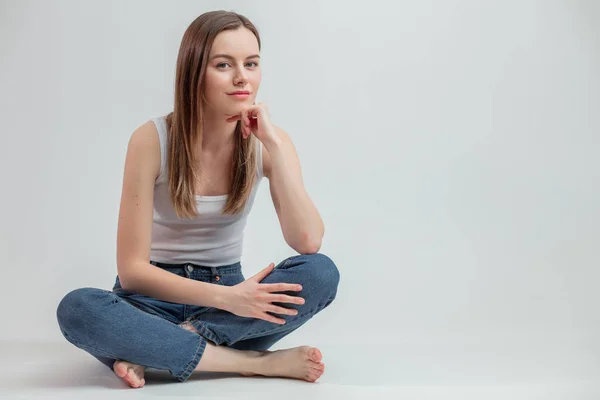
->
[234,76,247,86]
[234,68,248,86]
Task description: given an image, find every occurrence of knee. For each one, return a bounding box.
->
[299,252,340,300]
[56,288,109,336]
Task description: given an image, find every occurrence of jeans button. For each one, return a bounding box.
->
[215,275,220,281]
[186,265,194,273]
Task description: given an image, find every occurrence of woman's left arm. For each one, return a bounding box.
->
[231,102,325,254]
[262,126,324,254]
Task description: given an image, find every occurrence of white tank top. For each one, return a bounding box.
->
[148,115,264,267]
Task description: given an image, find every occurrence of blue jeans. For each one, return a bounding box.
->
[56,253,339,382]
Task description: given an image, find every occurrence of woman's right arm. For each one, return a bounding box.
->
[115,121,229,309]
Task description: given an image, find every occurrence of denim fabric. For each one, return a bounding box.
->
[56,253,339,382]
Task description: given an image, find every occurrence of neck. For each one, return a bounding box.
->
[198,112,238,153]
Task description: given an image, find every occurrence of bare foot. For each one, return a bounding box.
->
[113,360,146,388]
[249,346,325,382]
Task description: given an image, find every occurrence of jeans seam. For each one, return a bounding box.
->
[189,319,221,345]
[176,336,207,382]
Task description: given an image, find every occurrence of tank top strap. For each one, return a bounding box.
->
[256,137,264,180]
[150,115,168,182]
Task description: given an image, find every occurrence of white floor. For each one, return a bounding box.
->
[1,334,599,400]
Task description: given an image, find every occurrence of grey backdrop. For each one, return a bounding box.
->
[1,0,598,397]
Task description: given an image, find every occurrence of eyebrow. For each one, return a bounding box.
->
[210,54,260,61]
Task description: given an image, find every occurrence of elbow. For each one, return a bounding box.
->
[293,235,322,255]
[116,269,133,291]
[116,261,143,291]
[118,276,134,292]
[305,239,322,254]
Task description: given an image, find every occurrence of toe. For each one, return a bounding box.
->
[309,365,324,375]
[124,373,135,386]
[311,362,325,370]
[305,361,325,382]
[125,371,141,388]
[308,347,322,362]
[113,362,127,378]
[306,369,322,382]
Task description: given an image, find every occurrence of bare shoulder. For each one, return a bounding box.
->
[127,120,161,180]
[262,125,296,180]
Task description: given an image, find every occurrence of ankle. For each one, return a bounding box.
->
[251,351,276,375]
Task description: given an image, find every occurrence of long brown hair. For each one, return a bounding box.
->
[165,11,261,219]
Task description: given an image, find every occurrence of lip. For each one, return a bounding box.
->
[228,91,251,95]
[228,92,251,99]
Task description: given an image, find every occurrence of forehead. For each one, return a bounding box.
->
[209,27,259,57]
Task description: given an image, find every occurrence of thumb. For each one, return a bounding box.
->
[251,262,275,282]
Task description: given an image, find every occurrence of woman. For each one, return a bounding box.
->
[56,10,339,388]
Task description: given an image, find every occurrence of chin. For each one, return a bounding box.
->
[227,102,250,113]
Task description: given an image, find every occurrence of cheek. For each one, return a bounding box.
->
[252,71,262,86]
[204,72,228,96]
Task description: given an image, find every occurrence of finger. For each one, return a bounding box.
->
[226,115,241,123]
[261,283,303,293]
[247,107,258,131]
[267,305,299,316]
[245,111,252,136]
[245,109,251,126]
[250,263,275,282]
[260,313,286,325]
[245,111,252,137]
[254,103,265,119]
[269,294,305,305]
[239,110,247,137]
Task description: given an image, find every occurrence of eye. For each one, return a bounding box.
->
[217,61,258,68]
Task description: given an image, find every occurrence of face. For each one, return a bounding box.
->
[203,27,261,118]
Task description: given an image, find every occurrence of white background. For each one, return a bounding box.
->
[1,0,598,398]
